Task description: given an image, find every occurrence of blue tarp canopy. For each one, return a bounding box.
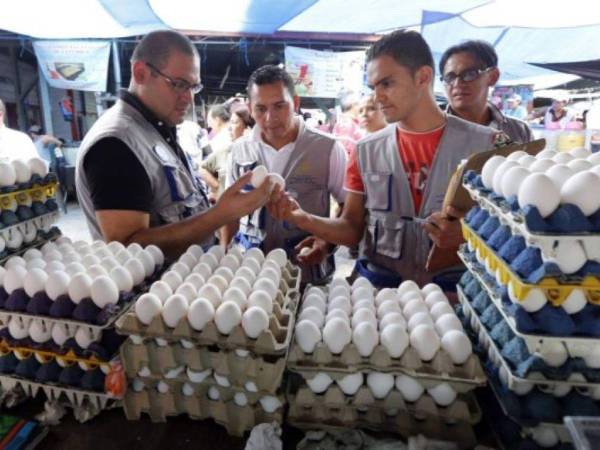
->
[3,0,600,86]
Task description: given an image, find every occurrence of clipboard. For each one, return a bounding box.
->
[425,138,546,273]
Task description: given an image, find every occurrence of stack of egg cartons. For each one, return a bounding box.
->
[117,245,301,436]
[0,238,162,421]
[457,146,600,449]
[286,277,486,448]
[0,157,61,261]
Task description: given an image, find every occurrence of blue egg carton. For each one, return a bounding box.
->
[459,251,600,338]
[457,286,600,384]
[464,170,600,234]
[464,207,600,283]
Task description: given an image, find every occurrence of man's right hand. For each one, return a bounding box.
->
[216,171,273,222]
[266,192,307,225]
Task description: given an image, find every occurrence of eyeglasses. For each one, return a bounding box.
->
[145,62,203,95]
[440,67,495,86]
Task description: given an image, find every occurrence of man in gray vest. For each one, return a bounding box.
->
[76,31,272,258]
[440,40,532,143]
[223,65,347,285]
[269,30,502,287]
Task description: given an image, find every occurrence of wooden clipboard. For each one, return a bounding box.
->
[425,138,547,273]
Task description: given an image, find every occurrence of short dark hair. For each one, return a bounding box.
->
[366,29,434,75]
[131,30,198,70]
[247,65,296,98]
[439,40,498,75]
[209,104,231,123]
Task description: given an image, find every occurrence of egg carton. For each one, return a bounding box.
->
[0,210,59,242]
[462,221,600,306]
[458,286,600,389]
[123,379,282,437]
[120,338,287,393]
[117,283,301,356]
[286,390,478,449]
[0,340,115,368]
[460,254,600,351]
[0,178,57,200]
[0,227,61,263]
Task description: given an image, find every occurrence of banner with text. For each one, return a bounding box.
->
[33,40,111,92]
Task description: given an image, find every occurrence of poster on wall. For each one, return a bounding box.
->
[33,40,111,92]
[284,46,366,98]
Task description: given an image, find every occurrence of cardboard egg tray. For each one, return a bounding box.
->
[458,286,600,389]
[0,340,114,368]
[460,253,600,353]
[116,265,301,356]
[286,387,478,449]
[120,338,287,393]
[0,210,60,241]
[462,221,600,306]
[123,378,282,436]
[0,227,61,264]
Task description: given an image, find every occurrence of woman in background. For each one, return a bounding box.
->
[358,93,386,134]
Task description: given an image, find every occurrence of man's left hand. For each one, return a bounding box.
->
[422,206,466,249]
[294,236,330,266]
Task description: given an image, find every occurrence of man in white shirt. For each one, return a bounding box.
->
[223,65,347,284]
[0,99,38,162]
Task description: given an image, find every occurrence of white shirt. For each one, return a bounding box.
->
[0,125,38,162]
[227,118,347,203]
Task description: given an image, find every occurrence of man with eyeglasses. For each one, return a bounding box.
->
[268,30,502,287]
[439,40,532,143]
[76,31,272,258]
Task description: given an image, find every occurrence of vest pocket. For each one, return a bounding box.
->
[367,215,405,259]
[364,171,392,211]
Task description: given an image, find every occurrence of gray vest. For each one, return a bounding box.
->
[76,100,212,245]
[358,115,497,285]
[230,125,335,283]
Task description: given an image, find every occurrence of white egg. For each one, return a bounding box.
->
[6,229,23,249]
[351,308,377,330]
[377,300,402,319]
[399,291,423,307]
[90,275,119,308]
[542,241,586,274]
[0,162,16,186]
[184,273,205,291]
[29,320,51,343]
[336,373,363,395]
[366,372,394,399]
[51,323,70,346]
[242,306,270,338]
[171,261,191,279]
[126,242,143,256]
[429,302,455,321]
[529,158,555,173]
[82,254,101,268]
[23,268,47,297]
[162,294,189,328]
[538,341,568,367]
[531,426,559,448]
[328,296,352,317]
[235,266,256,284]
[352,321,379,357]
[245,381,258,392]
[110,266,134,293]
[568,159,593,173]
[379,312,406,331]
[307,372,333,394]
[149,280,173,304]
[507,150,528,161]
[428,383,457,406]
[410,324,440,361]
[185,244,204,260]
[322,317,352,354]
[198,283,222,308]
[88,264,110,280]
[144,244,164,267]
[251,165,268,187]
[326,309,350,324]
[435,314,463,336]
[403,298,429,319]
[179,252,198,271]
[215,301,242,335]
[500,166,531,199]
[441,330,473,364]
[124,258,146,285]
[588,152,600,165]
[407,312,434,332]
[259,396,282,413]
[544,164,575,190]
[214,266,235,283]
[424,291,449,310]
[351,286,374,304]
[570,147,591,159]
[233,392,248,407]
[156,381,170,394]
[74,327,95,349]
[22,223,37,243]
[303,294,327,314]
[115,249,132,265]
[562,289,587,315]
[518,173,560,218]
[207,244,225,261]
[560,171,600,216]
[268,173,286,192]
[247,290,272,315]
[187,298,215,331]
[213,373,230,387]
[492,160,518,195]
[375,288,399,306]
[65,262,86,276]
[299,306,325,329]
[242,257,262,277]
[536,150,557,160]
[137,249,156,278]
[481,155,506,189]
[67,272,93,304]
[395,375,424,402]
[44,270,70,300]
[175,282,197,304]
[380,323,409,358]
[509,284,547,312]
[329,285,350,301]
[8,318,29,339]
[23,248,43,261]
[223,286,248,312]
[253,277,278,299]
[351,277,373,293]
[306,286,327,301]
[5,256,26,270]
[161,272,183,293]
[421,283,442,296]
[295,319,322,353]
[28,157,48,177]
